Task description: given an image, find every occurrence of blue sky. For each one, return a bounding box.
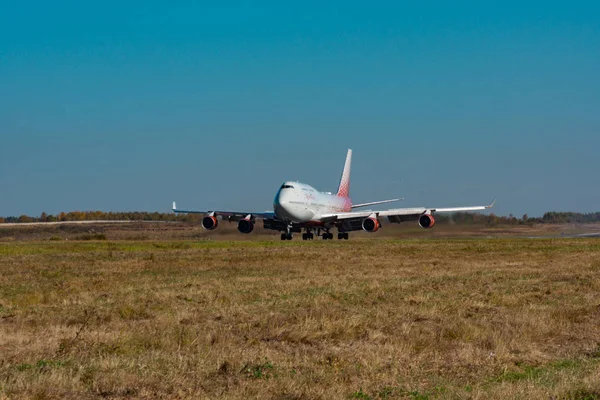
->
[1,1,599,217]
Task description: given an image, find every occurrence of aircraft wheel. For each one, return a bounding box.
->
[337,233,344,240]
[344,233,349,240]
[281,233,287,241]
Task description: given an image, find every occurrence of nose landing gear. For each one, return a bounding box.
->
[280,225,294,240]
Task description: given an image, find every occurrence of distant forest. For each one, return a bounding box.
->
[1,211,600,226]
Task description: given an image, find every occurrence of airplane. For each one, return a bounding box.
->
[172,149,495,240]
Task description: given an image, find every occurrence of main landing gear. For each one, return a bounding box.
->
[321,231,348,240]
[281,227,349,241]
[302,232,315,240]
[322,232,334,240]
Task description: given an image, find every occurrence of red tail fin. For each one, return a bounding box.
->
[336,149,352,197]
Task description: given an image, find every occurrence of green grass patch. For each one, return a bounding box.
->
[241,358,276,379]
[15,360,65,372]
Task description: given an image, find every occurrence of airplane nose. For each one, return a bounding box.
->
[274,190,296,220]
[274,189,285,206]
[280,194,291,207]
[274,189,314,222]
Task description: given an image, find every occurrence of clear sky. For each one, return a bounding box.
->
[1,1,599,218]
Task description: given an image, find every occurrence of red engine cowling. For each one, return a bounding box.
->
[418,214,435,229]
[362,217,381,232]
[202,216,218,230]
[237,218,254,234]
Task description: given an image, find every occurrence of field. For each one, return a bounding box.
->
[1,225,600,399]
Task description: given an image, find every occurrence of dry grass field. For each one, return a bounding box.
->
[1,232,600,398]
[2,220,600,243]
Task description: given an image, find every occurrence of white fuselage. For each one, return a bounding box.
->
[273,181,351,223]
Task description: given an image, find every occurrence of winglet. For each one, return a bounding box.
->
[486,199,497,209]
[172,201,177,211]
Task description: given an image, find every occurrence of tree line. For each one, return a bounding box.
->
[1,211,600,225]
[435,211,600,225]
[0,211,202,224]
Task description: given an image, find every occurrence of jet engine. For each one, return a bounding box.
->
[237,218,255,234]
[202,215,218,230]
[362,217,381,232]
[418,214,435,229]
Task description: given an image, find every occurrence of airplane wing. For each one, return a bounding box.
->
[172,202,276,221]
[351,198,403,209]
[320,200,496,222]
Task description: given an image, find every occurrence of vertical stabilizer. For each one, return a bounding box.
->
[336,149,352,197]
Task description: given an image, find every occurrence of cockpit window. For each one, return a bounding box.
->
[280,184,295,189]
